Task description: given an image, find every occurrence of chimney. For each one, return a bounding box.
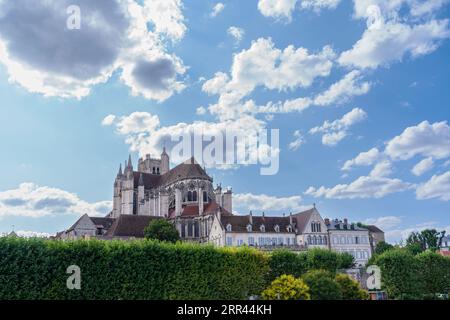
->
[344,218,348,225]
[249,211,253,225]
[289,212,293,225]
[324,218,330,226]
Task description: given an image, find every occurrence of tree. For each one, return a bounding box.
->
[268,250,307,280]
[416,251,449,298]
[261,275,311,300]
[302,270,342,300]
[144,219,180,243]
[337,252,355,269]
[335,274,368,300]
[375,241,394,255]
[406,229,446,253]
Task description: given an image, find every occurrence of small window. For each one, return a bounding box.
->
[203,191,208,202]
[260,225,266,232]
[193,191,198,202]
[152,167,156,174]
[246,224,252,232]
[274,225,280,233]
[226,224,232,232]
[187,191,193,202]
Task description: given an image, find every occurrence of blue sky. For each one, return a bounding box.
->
[0,0,449,242]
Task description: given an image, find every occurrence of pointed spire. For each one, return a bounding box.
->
[118,164,123,176]
[138,173,144,186]
[128,154,133,168]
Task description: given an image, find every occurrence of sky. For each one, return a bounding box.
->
[0,0,449,243]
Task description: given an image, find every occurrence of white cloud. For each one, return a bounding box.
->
[300,0,341,12]
[363,216,402,230]
[411,157,434,176]
[0,183,111,218]
[313,70,371,106]
[309,108,367,146]
[289,130,305,151]
[211,3,225,17]
[385,121,450,161]
[257,0,298,21]
[342,147,382,171]
[340,1,450,69]
[227,26,245,44]
[234,192,305,212]
[369,160,393,177]
[0,0,187,101]
[196,106,207,115]
[102,115,116,126]
[16,231,53,238]
[416,171,450,201]
[305,175,412,199]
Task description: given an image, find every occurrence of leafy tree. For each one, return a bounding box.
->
[335,274,368,300]
[406,229,446,253]
[373,249,423,299]
[302,270,342,300]
[306,248,340,273]
[375,241,394,255]
[268,250,307,280]
[261,274,310,300]
[416,251,449,297]
[337,252,355,269]
[144,219,180,243]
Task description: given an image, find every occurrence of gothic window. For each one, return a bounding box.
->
[226,224,232,232]
[152,167,156,174]
[246,224,252,232]
[260,225,266,232]
[157,167,160,174]
[317,223,321,233]
[311,223,315,232]
[287,226,292,232]
[274,225,280,233]
[188,191,193,202]
[307,235,312,245]
[323,236,328,245]
[203,191,208,203]
[193,191,198,202]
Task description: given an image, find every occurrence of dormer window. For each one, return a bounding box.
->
[260,225,266,232]
[287,225,292,232]
[274,225,280,233]
[226,224,232,232]
[246,224,252,232]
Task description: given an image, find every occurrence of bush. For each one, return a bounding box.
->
[416,251,449,297]
[144,219,180,243]
[375,241,394,255]
[335,274,368,300]
[373,249,422,299]
[268,250,307,281]
[337,252,355,269]
[302,270,342,300]
[0,237,269,300]
[261,275,310,300]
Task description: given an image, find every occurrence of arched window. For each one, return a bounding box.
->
[226,224,232,232]
[318,236,322,245]
[260,225,266,232]
[311,223,315,232]
[323,236,328,245]
[203,191,208,202]
[307,235,312,245]
[274,225,280,233]
[187,191,193,201]
[287,226,292,232]
[246,224,252,232]
[157,167,160,174]
[152,167,156,174]
[193,191,198,202]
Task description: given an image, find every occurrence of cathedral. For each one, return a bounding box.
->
[106,149,232,242]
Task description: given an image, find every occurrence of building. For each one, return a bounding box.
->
[366,225,385,253]
[57,152,383,266]
[325,218,372,267]
[441,235,450,251]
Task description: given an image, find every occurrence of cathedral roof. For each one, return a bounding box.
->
[105,215,162,238]
[132,157,212,189]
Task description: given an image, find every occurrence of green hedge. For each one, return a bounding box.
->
[373,249,450,299]
[0,237,269,300]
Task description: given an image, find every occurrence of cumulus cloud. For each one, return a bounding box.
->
[411,157,434,176]
[289,130,305,151]
[211,3,226,17]
[0,0,187,101]
[233,193,305,213]
[0,183,111,218]
[257,0,341,21]
[363,216,402,230]
[309,108,367,146]
[305,175,412,199]
[416,171,450,201]
[227,26,245,44]
[385,121,450,160]
[342,147,382,171]
[102,115,116,126]
[340,0,450,69]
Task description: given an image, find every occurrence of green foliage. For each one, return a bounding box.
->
[416,251,450,297]
[302,270,342,300]
[306,248,340,272]
[335,274,368,300]
[268,250,307,280]
[406,229,446,253]
[261,275,310,300]
[0,237,268,300]
[337,252,355,269]
[375,241,394,255]
[144,219,180,243]
[372,248,423,299]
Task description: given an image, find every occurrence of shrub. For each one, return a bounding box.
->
[144,219,180,243]
[373,249,423,299]
[306,248,340,272]
[268,250,307,281]
[302,270,342,300]
[416,251,449,297]
[0,237,269,300]
[337,252,355,269]
[374,241,394,255]
[261,275,310,300]
[335,274,368,300]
